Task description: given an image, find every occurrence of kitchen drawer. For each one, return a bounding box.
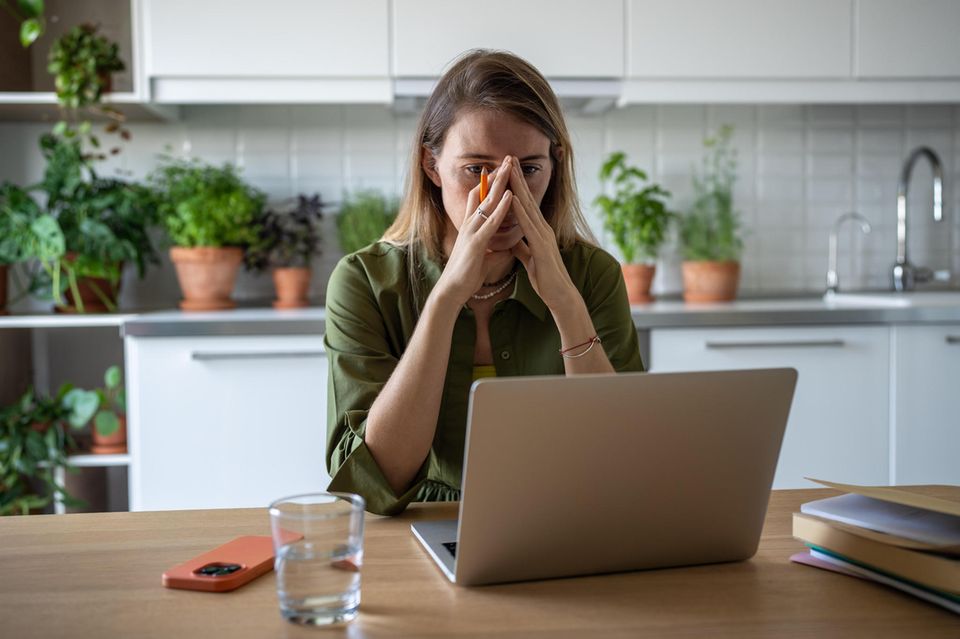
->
[126,335,329,510]
[893,325,960,484]
[650,326,890,489]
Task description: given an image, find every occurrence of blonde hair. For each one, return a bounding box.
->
[383,49,596,304]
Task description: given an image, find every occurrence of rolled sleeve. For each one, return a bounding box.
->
[324,254,426,515]
[581,248,645,372]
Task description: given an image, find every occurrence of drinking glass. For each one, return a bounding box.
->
[268,492,365,625]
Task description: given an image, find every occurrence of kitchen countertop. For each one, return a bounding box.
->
[112,291,960,337]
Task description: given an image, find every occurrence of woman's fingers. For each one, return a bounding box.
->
[511,237,533,270]
[475,190,514,242]
[510,158,551,235]
[466,158,512,230]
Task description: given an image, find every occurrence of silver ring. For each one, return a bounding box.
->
[475,206,488,220]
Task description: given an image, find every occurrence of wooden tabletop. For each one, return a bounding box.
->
[0,489,956,638]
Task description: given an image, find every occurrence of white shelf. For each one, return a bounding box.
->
[0,313,136,329]
[0,92,180,122]
[66,453,131,468]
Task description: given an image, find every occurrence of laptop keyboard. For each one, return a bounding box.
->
[442,542,457,557]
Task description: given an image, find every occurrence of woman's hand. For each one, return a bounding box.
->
[434,157,515,306]
[507,156,579,311]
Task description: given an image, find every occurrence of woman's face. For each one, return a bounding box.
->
[422,109,553,254]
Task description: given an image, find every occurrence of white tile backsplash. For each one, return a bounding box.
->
[1,103,958,310]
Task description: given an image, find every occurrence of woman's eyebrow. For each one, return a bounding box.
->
[457,153,548,161]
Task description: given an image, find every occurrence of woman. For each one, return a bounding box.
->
[325,50,643,515]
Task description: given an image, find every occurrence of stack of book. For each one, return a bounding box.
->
[791,478,960,615]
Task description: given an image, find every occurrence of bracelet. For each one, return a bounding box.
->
[559,335,602,359]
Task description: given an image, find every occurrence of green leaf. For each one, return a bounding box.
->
[17,0,44,18]
[104,365,121,389]
[61,388,98,428]
[93,411,119,437]
[19,18,42,47]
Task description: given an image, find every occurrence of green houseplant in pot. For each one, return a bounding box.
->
[47,22,131,152]
[0,180,64,314]
[335,189,399,255]
[594,152,675,304]
[89,364,126,454]
[33,133,160,313]
[247,193,326,309]
[679,125,743,302]
[0,384,98,515]
[151,156,265,311]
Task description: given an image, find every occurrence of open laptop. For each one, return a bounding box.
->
[412,368,797,586]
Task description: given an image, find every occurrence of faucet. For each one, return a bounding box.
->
[826,212,872,294]
[892,147,944,291]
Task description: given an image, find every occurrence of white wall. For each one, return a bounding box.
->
[2,103,958,312]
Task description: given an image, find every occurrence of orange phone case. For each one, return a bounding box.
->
[162,536,277,593]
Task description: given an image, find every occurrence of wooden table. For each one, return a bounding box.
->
[0,489,956,638]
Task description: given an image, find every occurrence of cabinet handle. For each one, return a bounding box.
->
[947,336,960,345]
[705,339,846,350]
[190,350,326,361]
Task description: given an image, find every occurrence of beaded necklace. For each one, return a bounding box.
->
[470,270,518,301]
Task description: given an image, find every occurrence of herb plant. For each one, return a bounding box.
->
[246,194,326,271]
[150,157,266,249]
[335,190,399,255]
[680,125,743,262]
[594,152,675,264]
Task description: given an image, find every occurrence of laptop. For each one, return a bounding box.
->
[411,368,797,586]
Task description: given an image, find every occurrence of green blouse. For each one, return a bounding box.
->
[324,240,644,515]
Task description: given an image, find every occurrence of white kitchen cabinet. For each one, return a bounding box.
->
[627,0,851,79]
[126,334,329,510]
[650,326,890,489]
[391,0,624,78]
[892,325,960,485]
[141,0,391,103]
[857,0,960,78]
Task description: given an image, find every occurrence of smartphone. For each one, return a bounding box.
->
[162,535,278,593]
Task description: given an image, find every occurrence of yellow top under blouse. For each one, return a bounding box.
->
[472,365,497,381]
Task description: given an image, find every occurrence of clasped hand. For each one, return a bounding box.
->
[437,155,577,310]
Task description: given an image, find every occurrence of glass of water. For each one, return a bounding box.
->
[268,492,366,625]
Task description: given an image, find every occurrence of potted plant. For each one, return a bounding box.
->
[47,22,131,154]
[0,384,98,515]
[679,125,743,302]
[247,194,326,309]
[89,365,126,454]
[335,189,399,255]
[594,152,675,304]
[150,156,265,311]
[0,180,65,314]
[28,133,160,313]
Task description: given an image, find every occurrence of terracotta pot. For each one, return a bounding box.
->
[0,263,8,315]
[56,253,122,314]
[91,414,127,455]
[621,263,656,305]
[169,246,244,311]
[682,260,740,302]
[272,267,312,309]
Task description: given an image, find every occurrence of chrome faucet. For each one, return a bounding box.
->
[826,212,872,294]
[892,147,944,291]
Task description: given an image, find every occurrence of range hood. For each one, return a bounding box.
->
[392,78,622,116]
